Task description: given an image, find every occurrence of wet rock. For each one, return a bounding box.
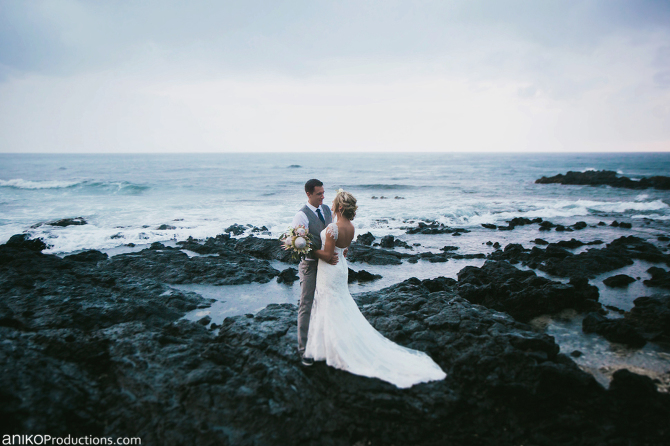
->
[497,217,543,231]
[198,315,212,326]
[2,237,670,445]
[440,245,459,252]
[235,236,295,263]
[356,232,375,246]
[109,244,279,285]
[403,221,470,235]
[539,221,556,231]
[379,235,411,249]
[157,224,176,230]
[573,221,587,230]
[177,234,235,255]
[277,267,299,284]
[482,223,497,229]
[643,267,670,289]
[348,268,382,283]
[533,238,549,245]
[490,236,668,278]
[380,235,395,248]
[457,260,601,322]
[5,234,48,252]
[535,170,670,190]
[582,313,646,348]
[658,235,670,242]
[48,217,87,227]
[619,222,632,229]
[346,243,409,265]
[603,274,636,288]
[225,223,248,235]
[626,295,670,344]
[64,250,109,263]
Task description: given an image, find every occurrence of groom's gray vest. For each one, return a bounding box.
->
[301,205,332,261]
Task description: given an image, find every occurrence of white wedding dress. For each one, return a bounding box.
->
[304,223,447,388]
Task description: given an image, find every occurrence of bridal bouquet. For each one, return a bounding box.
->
[280,225,313,261]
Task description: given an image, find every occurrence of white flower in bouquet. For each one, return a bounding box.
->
[294,236,307,249]
[279,225,313,261]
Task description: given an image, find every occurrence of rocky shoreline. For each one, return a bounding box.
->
[2,227,670,445]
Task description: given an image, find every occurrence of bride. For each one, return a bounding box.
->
[304,190,446,388]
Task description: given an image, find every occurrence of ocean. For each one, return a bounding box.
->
[2,152,670,387]
[1,152,669,254]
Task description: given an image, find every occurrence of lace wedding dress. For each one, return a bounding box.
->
[304,223,447,388]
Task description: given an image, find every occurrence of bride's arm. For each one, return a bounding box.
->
[313,232,339,265]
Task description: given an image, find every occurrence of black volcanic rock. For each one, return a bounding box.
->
[225,223,248,235]
[48,217,87,227]
[235,236,295,263]
[456,260,601,322]
[348,268,382,283]
[356,232,375,246]
[5,234,48,252]
[626,295,670,344]
[109,243,280,285]
[346,243,409,265]
[644,266,670,289]
[2,237,669,445]
[536,170,670,190]
[64,250,109,263]
[490,236,668,278]
[403,221,470,235]
[582,313,646,348]
[603,274,636,288]
[276,267,299,284]
[583,294,670,347]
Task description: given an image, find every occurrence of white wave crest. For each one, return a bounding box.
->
[0,178,81,189]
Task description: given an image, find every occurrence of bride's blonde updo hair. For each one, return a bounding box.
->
[332,189,358,220]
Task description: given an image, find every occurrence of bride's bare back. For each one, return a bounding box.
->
[334,219,354,249]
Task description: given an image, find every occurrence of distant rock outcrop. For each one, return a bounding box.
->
[536,170,670,190]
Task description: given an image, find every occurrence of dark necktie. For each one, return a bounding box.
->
[315,208,326,225]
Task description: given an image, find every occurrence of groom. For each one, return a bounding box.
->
[292,179,338,366]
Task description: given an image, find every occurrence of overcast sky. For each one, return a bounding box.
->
[1,0,669,153]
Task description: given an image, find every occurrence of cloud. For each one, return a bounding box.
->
[0,0,669,152]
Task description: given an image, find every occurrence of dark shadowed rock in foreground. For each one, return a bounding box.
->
[644,266,670,289]
[536,170,670,190]
[457,260,601,322]
[2,236,670,445]
[581,294,670,348]
[582,313,647,348]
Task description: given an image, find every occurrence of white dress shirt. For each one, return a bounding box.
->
[293,202,326,261]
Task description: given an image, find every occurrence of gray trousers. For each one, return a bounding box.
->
[297,260,318,355]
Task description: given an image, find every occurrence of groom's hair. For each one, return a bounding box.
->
[305,179,323,194]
